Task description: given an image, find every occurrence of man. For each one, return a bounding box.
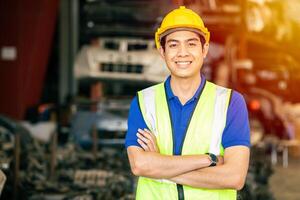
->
[125,6,250,200]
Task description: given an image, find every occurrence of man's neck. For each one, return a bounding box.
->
[170,74,201,105]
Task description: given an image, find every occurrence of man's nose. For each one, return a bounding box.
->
[177,44,189,57]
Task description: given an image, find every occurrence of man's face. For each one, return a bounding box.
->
[159,30,209,79]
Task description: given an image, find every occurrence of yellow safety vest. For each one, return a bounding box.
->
[136,80,236,200]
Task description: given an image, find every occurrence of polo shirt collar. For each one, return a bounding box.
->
[165,73,206,101]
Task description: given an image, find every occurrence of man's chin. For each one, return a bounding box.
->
[171,72,192,79]
[175,64,192,70]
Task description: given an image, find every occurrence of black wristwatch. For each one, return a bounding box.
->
[206,153,218,167]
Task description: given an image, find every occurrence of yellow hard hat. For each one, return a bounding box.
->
[155,6,210,50]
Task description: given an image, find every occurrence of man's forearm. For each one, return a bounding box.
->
[169,146,250,190]
[169,164,243,190]
[127,146,211,179]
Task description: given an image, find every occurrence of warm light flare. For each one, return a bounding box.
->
[249,99,261,111]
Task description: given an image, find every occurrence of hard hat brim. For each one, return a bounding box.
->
[159,27,207,42]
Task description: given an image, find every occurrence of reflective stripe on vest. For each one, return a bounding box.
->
[136,81,236,200]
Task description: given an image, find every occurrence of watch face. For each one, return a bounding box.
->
[208,153,217,167]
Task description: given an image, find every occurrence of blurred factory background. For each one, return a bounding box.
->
[1,0,300,199]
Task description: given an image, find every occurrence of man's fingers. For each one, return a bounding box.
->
[143,129,159,152]
[138,139,150,151]
[137,132,154,151]
[137,128,159,152]
[137,132,149,144]
[139,128,160,152]
[144,128,157,141]
[138,128,155,142]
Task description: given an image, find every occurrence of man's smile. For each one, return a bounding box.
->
[175,61,192,65]
[175,61,193,68]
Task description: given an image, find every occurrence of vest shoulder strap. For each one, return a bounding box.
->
[137,83,164,135]
[207,81,232,155]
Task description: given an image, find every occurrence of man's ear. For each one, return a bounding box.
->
[203,43,209,58]
[159,46,165,59]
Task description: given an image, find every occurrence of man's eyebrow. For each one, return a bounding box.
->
[166,37,200,43]
[166,39,179,43]
[187,38,200,42]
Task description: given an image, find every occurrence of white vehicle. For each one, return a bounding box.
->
[74,37,169,83]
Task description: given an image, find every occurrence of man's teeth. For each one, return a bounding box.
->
[176,61,191,64]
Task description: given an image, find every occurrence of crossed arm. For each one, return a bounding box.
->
[127,129,250,190]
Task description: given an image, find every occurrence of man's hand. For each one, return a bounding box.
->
[136,128,159,153]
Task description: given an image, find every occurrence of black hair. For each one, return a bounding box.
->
[160,32,206,51]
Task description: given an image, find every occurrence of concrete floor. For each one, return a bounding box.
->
[270,156,300,200]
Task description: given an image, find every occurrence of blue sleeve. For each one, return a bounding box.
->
[222,91,251,148]
[125,96,148,149]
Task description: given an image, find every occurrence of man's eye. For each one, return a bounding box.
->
[188,42,197,47]
[169,43,177,48]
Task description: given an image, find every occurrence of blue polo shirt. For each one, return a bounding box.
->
[125,75,250,155]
